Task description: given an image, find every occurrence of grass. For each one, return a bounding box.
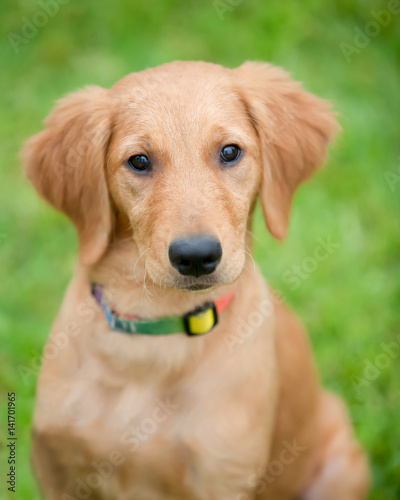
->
[0,0,399,498]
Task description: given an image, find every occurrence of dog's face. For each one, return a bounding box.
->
[23,61,338,292]
[106,65,261,290]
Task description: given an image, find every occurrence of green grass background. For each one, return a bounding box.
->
[0,0,399,498]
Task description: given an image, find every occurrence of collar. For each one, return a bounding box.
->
[91,282,234,337]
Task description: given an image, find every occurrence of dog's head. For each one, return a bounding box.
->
[23,61,339,292]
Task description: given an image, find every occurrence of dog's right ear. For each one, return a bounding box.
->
[22,86,112,266]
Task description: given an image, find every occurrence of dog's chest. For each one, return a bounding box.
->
[36,366,272,500]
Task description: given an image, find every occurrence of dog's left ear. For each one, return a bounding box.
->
[233,62,340,240]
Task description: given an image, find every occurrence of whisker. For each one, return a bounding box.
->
[242,249,256,272]
[133,247,151,288]
[141,265,155,305]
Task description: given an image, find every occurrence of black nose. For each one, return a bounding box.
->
[168,235,222,278]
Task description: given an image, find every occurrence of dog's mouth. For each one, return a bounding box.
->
[170,271,241,293]
[150,273,223,293]
[171,275,220,292]
[182,283,215,292]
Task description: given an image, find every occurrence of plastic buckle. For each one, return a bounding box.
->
[183,303,218,336]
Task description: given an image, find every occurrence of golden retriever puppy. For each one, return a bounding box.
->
[23,61,370,500]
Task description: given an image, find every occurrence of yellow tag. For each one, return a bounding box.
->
[187,309,215,335]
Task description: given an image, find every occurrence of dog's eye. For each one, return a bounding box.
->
[127,155,152,173]
[220,144,241,164]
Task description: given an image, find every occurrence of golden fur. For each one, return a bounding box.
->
[23,61,370,500]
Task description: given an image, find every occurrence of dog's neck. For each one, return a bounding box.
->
[81,237,257,383]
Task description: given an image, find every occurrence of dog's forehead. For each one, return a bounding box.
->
[111,62,247,134]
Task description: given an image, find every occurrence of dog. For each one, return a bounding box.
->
[23,61,370,500]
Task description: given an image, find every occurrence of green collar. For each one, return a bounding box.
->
[91,283,234,337]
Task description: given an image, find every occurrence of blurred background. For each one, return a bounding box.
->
[0,0,399,498]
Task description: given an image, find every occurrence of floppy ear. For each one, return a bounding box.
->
[22,86,112,265]
[233,62,340,240]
